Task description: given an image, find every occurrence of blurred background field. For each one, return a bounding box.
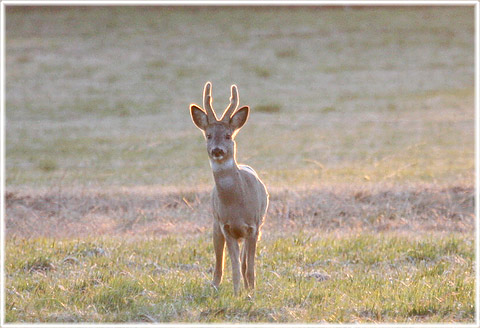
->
[6,6,474,189]
[4,5,476,324]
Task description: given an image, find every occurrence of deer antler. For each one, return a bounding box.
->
[221,85,239,123]
[203,82,218,122]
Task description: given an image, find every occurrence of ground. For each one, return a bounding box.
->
[4,5,475,324]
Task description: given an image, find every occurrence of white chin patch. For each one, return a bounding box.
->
[212,155,224,161]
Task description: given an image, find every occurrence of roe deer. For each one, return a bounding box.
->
[190,82,269,295]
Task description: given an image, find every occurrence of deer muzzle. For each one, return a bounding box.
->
[211,147,225,160]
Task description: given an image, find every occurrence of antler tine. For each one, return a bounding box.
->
[203,81,218,122]
[221,85,239,122]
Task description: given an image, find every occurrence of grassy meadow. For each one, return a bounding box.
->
[4,6,476,324]
[5,234,474,322]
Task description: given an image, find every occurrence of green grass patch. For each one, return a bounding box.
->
[256,103,282,113]
[5,233,474,323]
[252,66,273,78]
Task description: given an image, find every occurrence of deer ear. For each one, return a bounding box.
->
[230,106,249,132]
[190,104,208,130]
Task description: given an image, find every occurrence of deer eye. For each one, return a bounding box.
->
[206,134,212,140]
[225,134,232,140]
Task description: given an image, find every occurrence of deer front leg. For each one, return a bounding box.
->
[245,234,258,290]
[212,221,225,288]
[225,236,241,295]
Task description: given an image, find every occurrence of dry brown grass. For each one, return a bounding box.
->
[6,183,473,239]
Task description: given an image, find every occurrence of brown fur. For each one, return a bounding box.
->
[190,82,269,294]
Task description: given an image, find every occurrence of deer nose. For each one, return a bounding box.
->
[211,148,225,157]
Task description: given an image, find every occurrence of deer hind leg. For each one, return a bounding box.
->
[241,243,248,289]
[212,221,225,288]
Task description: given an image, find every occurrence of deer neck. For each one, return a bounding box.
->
[210,157,242,200]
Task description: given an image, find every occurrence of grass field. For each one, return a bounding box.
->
[4,5,476,324]
[5,234,475,323]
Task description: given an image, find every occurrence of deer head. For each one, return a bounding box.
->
[190,82,249,164]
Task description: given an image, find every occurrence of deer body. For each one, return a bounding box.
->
[190,82,268,294]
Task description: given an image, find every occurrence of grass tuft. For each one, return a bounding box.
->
[37,159,57,172]
[23,256,55,273]
[275,48,297,58]
[252,66,273,78]
[256,103,281,113]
